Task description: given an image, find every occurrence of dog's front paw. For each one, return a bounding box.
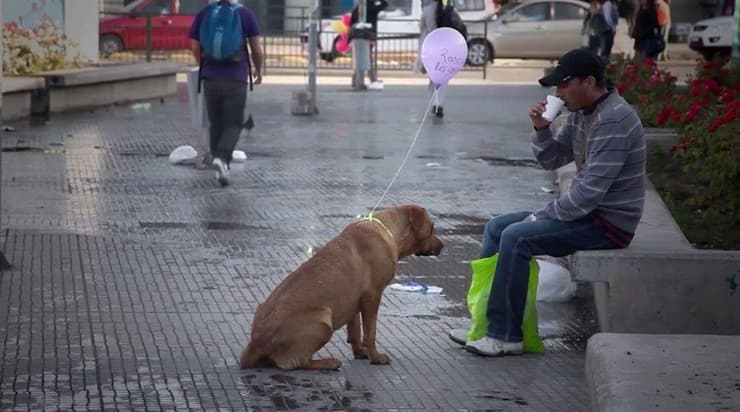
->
[369,352,391,365]
[353,347,368,359]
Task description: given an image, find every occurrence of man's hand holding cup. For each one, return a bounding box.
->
[529,95,564,131]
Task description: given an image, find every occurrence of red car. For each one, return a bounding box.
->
[99,0,209,55]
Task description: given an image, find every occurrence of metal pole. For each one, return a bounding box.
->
[0,0,11,270]
[482,21,487,80]
[308,0,319,110]
[145,15,153,62]
[732,1,740,69]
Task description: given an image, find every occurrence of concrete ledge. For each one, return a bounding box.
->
[43,63,179,115]
[556,155,740,334]
[571,179,692,283]
[47,75,177,114]
[586,333,740,411]
[1,77,46,121]
[3,64,179,121]
[2,76,46,94]
[592,251,740,333]
[41,63,180,87]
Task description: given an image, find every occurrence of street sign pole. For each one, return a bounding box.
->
[307,0,319,112]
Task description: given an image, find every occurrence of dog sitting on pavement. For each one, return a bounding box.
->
[240,204,443,370]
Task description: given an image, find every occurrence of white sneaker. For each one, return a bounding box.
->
[448,328,468,345]
[212,157,229,186]
[465,336,523,357]
[368,81,384,91]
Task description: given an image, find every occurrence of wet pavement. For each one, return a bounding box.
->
[1,79,597,410]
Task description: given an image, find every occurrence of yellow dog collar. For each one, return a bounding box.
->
[362,213,394,239]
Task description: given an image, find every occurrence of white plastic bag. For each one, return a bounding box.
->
[536,258,577,302]
[232,150,247,163]
[169,145,198,165]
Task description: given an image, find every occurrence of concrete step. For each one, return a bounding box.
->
[586,333,740,411]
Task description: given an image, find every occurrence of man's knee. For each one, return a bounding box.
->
[484,218,504,240]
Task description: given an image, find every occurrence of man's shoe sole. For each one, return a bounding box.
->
[464,344,504,357]
[464,344,523,357]
[448,329,468,345]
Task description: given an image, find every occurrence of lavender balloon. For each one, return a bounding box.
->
[421,27,468,87]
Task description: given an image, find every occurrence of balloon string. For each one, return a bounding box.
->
[369,89,438,215]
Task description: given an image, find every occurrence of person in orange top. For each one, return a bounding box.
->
[656,0,671,60]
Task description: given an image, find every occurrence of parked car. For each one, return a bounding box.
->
[688,16,733,61]
[307,0,631,66]
[465,0,633,66]
[305,0,497,62]
[99,0,209,55]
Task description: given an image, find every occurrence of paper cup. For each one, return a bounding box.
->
[542,95,564,122]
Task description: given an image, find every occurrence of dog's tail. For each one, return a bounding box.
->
[240,339,270,369]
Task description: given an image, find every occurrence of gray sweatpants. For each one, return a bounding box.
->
[203,79,247,164]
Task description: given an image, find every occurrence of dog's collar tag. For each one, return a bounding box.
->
[362,213,394,239]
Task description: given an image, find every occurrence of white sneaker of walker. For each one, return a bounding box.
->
[368,81,384,91]
[231,150,247,163]
[169,145,198,165]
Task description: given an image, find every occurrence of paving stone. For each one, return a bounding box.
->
[0,82,596,410]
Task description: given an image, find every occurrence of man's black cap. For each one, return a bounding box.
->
[538,48,605,87]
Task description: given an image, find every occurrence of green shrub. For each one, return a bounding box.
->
[2,20,88,75]
[609,57,740,247]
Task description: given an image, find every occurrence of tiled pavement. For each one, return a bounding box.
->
[0,80,597,411]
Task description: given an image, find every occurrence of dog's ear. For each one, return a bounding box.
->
[408,205,428,233]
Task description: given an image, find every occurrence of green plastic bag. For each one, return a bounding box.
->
[466,254,545,353]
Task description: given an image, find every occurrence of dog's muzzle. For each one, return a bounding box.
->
[414,238,443,256]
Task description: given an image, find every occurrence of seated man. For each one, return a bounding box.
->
[464,48,646,356]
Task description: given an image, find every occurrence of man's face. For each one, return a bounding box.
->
[555,76,592,112]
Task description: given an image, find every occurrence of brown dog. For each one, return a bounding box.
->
[240,204,443,370]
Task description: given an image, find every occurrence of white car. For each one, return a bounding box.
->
[307,0,632,66]
[308,0,496,62]
[465,0,633,65]
[688,16,733,61]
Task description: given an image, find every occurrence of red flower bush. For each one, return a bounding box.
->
[610,58,740,214]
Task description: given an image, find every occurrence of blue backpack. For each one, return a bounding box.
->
[198,1,244,62]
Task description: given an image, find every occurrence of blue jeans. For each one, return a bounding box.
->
[480,211,622,342]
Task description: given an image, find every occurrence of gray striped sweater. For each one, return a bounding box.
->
[530,91,646,234]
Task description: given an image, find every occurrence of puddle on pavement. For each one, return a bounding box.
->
[476,156,541,167]
[240,372,374,410]
[138,221,259,231]
[2,146,44,152]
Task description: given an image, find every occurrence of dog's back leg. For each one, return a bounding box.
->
[270,305,342,370]
[347,313,367,359]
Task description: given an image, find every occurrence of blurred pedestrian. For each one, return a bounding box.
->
[585,0,618,60]
[350,0,388,90]
[190,0,263,187]
[415,0,448,118]
[632,0,663,60]
[721,0,735,15]
[656,0,671,60]
[617,0,638,35]
[700,0,719,18]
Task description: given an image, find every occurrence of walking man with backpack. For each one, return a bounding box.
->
[190,0,263,186]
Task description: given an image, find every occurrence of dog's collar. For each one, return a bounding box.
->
[362,213,394,239]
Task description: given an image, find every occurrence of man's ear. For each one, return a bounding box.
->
[408,205,427,233]
[586,75,598,88]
